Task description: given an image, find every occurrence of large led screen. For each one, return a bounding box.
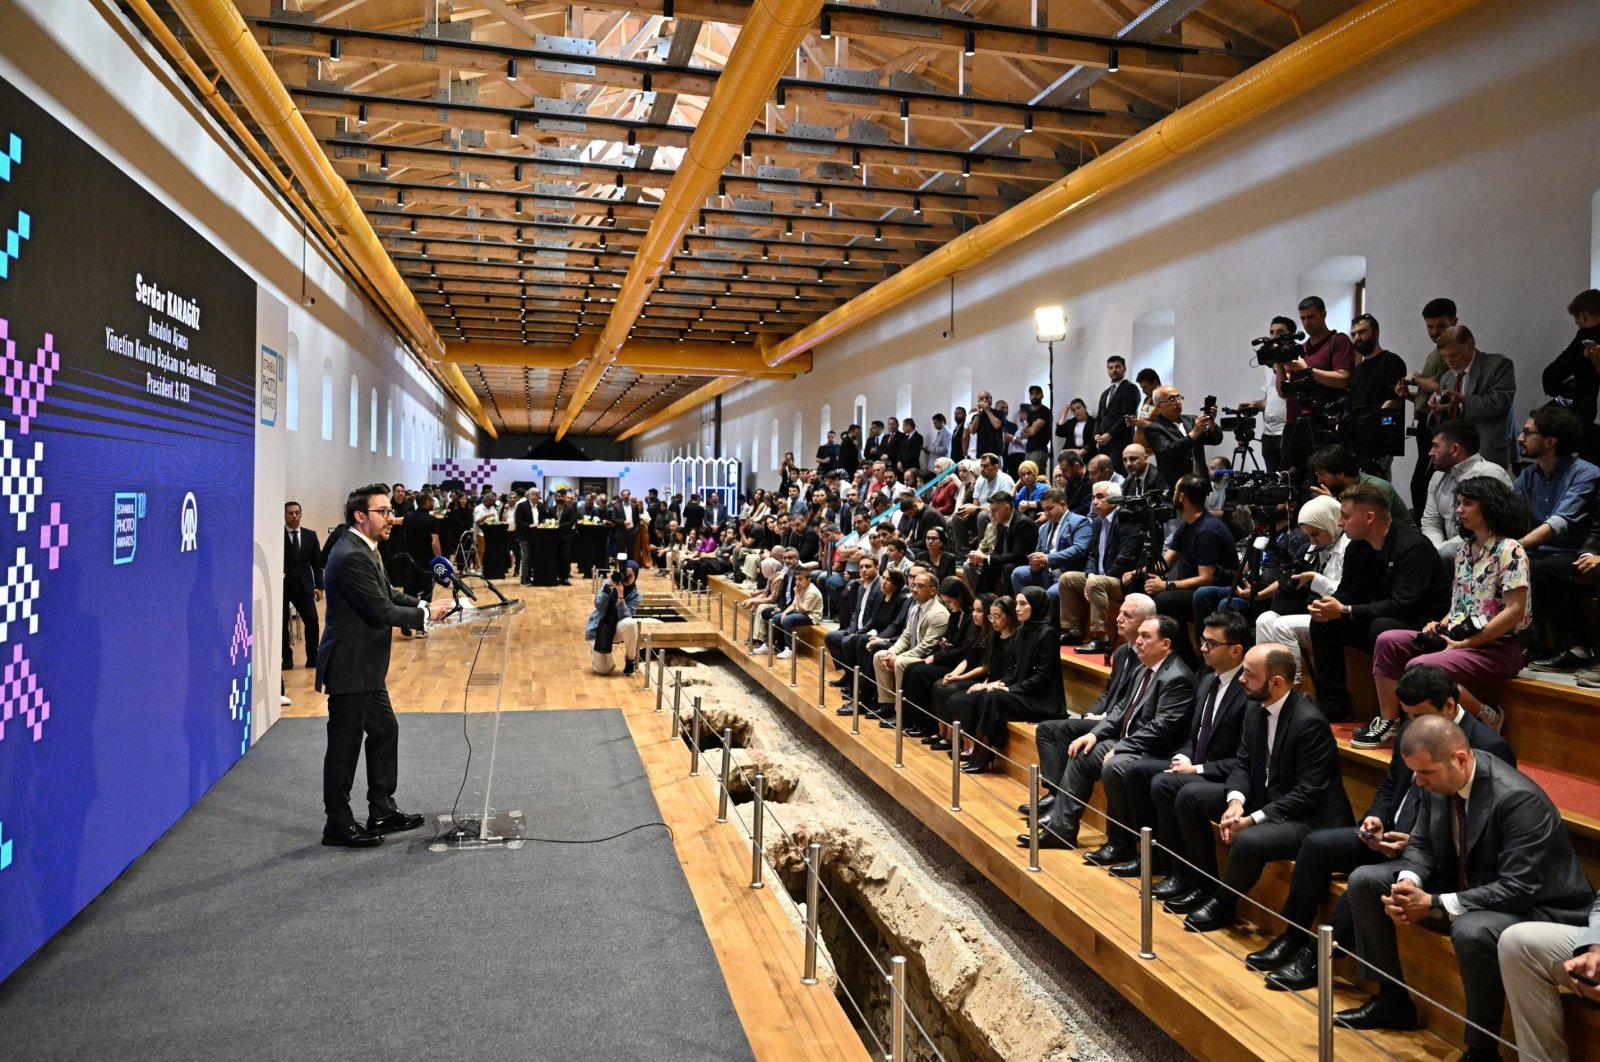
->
[0,74,257,981]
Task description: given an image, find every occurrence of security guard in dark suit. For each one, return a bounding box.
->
[315,484,453,848]
[283,501,323,670]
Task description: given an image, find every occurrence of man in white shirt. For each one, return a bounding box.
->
[1420,420,1512,559]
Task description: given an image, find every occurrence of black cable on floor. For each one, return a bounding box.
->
[524,822,674,845]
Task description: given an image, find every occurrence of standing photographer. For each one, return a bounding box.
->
[1234,317,1296,471]
[1278,296,1353,474]
[1144,387,1223,490]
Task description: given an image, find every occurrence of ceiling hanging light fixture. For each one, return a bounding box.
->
[964,29,975,56]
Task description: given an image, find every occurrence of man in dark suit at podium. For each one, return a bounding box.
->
[283,501,323,671]
[316,484,454,848]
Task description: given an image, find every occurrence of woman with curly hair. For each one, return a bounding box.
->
[1359,476,1529,747]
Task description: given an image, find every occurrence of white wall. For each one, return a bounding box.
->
[1,0,481,737]
[637,0,1600,500]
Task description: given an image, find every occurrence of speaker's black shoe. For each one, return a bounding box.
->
[1246,932,1304,972]
[1082,844,1130,867]
[1264,947,1318,991]
[366,810,426,835]
[1183,897,1237,933]
[1335,995,1418,1031]
[1162,888,1208,915]
[1151,875,1194,901]
[323,822,383,848]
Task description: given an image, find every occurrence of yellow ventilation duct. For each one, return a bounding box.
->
[552,0,827,439]
[761,0,1485,369]
[162,0,496,438]
[444,340,810,377]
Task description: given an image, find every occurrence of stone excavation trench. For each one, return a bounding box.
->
[661,650,1190,1062]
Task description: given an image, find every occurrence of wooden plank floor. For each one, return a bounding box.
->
[280,581,868,1062]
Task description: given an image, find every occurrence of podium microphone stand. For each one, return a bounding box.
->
[426,592,529,851]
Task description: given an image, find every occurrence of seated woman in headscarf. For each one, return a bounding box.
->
[954,585,1066,773]
[933,595,1017,757]
[901,577,976,738]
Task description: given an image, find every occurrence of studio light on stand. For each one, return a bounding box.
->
[1034,305,1067,420]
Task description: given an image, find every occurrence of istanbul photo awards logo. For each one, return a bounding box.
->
[180,491,198,552]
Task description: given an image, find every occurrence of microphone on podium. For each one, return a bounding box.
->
[430,555,478,600]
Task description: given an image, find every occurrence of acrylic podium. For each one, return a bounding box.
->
[424,598,528,851]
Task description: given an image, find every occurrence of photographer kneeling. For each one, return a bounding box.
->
[1253,495,1347,684]
[1363,477,1528,746]
[1145,474,1238,670]
[586,562,647,676]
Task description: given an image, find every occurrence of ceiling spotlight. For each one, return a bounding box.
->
[615,173,625,188]
[820,12,831,38]
[816,268,825,284]
[410,218,418,234]
[357,103,368,125]
[761,244,769,260]
[515,199,523,215]
[814,188,824,207]
[785,218,794,235]
[513,163,522,181]
[642,72,653,92]
[742,138,752,160]
[912,196,922,215]
[329,37,342,60]
[961,156,970,177]
[1108,47,1119,73]
[379,151,389,172]
[1024,111,1034,133]
[873,225,883,242]
[775,85,786,108]
[718,179,727,197]
[396,189,405,206]
[663,0,674,17]
[842,251,851,265]
[851,149,861,171]
[964,29,975,56]
[510,118,521,138]
[899,99,910,120]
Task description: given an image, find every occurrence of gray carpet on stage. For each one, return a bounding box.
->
[0,710,754,1062]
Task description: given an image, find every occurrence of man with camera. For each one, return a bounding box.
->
[1234,316,1296,471]
[1143,387,1223,490]
[1278,296,1354,474]
[1425,325,1517,470]
[1145,474,1238,671]
[1305,484,1449,726]
[586,562,645,676]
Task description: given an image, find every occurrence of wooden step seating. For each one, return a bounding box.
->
[695,576,1600,1060]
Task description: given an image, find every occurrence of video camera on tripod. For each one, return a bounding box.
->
[1222,469,1300,510]
[1119,491,1177,580]
[1321,395,1408,463]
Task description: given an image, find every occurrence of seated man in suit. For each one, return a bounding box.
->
[1060,482,1140,651]
[1255,664,1514,990]
[851,568,916,716]
[1499,890,1600,1062]
[871,570,950,723]
[1008,488,1092,601]
[825,557,880,682]
[1165,642,1353,933]
[1339,716,1592,1060]
[1020,613,1195,851]
[962,492,1038,594]
[1101,610,1251,876]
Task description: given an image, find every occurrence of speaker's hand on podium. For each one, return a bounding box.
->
[428,599,456,622]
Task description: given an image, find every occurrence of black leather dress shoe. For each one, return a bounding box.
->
[1074,638,1111,655]
[929,739,953,751]
[1246,932,1304,972]
[1017,796,1055,816]
[366,810,426,835]
[1108,859,1143,878]
[1162,888,1208,915]
[1457,1051,1502,1062]
[1082,844,1130,867]
[1264,946,1318,991]
[1183,897,1237,933]
[1151,875,1194,901]
[1059,628,1084,647]
[905,725,931,738]
[1017,822,1077,849]
[323,822,383,848]
[835,705,858,716]
[1335,995,1418,1031]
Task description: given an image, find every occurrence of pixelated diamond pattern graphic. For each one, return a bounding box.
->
[0,546,39,646]
[0,133,19,182]
[0,821,11,871]
[1,643,48,743]
[0,210,26,281]
[431,459,499,494]
[229,662,252,756]
[39,502,67,570]
[0,320,59,433]
[229,602,252,666]
[0,416,44,533]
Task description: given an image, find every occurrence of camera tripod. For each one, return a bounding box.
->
[1230,429,1264,473]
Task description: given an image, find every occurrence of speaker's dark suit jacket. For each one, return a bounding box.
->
[315,532,422,695]
[284,527,324,593]
[1225,692,1352,828]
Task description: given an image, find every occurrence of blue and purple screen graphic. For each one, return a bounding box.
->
[0,74,257,981]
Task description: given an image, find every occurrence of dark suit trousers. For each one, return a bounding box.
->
[1308,615,1417,720]
[824,627,858,671]
[1101,755,1169,855]
[323,688,401,826]
[1348,863,1558,1051]
[1151,587,1203,671]
[1279,827,1386,947]
[1035,717,1106,838]
[1172,780,1313,900]
[901,661,955,727]
[284,580,320,667]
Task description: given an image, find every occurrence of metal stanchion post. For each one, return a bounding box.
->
[749,774,766,890]
[816,648,827,710]
[1138,827,1156,960]
[801,842,821,985]
[731,603,740,644]
[950,721,963,812]
[1317,924,1334,1062]
[890,955,907,1061]
[718,592,725,633]
[893,688,904,768]
[767,621,776,669]
[1027,766,1042,872]
[850,668,861,736]
[642,632,653,692]
[672,668,682,720]
[716,727,732,823]
[788,643,798,688]
[689,696,702,777]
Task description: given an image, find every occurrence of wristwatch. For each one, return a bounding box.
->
[1164,580,1175,594]
[1429,894,1443,918]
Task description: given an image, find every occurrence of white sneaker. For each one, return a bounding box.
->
[776,648,793,660]
[279,695,292,707]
